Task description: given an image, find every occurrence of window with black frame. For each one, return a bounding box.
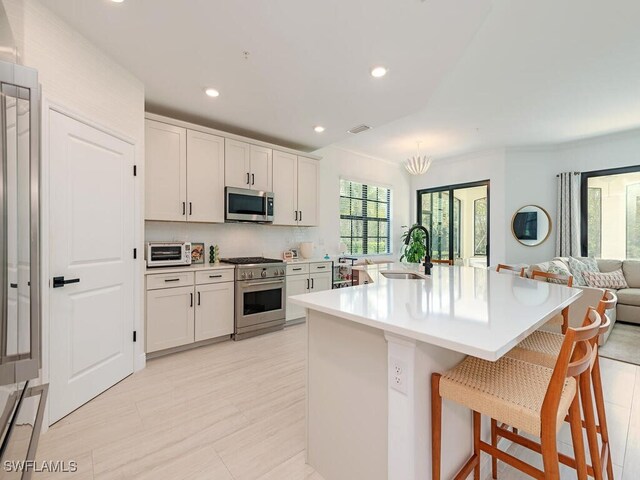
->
[340,179,391,255]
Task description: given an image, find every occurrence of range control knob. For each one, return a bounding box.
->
[241,272,247,280]
[248,272,254,279]
[261,270,267,278]
[280,269,285,275]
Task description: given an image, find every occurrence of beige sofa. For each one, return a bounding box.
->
[525,257,640,344]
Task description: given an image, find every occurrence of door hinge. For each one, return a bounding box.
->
[133,331,137,342]
[133,165,137,176]
[133,248,137,259]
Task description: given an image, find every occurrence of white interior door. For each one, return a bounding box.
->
[49,110,135,423]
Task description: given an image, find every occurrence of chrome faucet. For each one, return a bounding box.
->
[404,225,433,275]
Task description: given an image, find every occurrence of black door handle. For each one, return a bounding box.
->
[190,292,193,307]
[251,173,255,185]
[189,202,192,215]
[311,278,314,289]
[197,291,201,305]
[53,276,80,288]
[295,211,298,221]
[246,172,250,185]
[300,210,302,222]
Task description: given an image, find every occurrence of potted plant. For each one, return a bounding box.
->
[400,224,427,263]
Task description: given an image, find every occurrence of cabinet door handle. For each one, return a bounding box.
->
[182,202,186,215]
[189,202,192,215]
[295,210,298,221]
[190,292,193,307]
[311,278,314,289]
[306,278,309,290]
[209,274,222,278]
[197,291,201,306]
[251,173,255,185]
[164,278,180,283]
[246,172,250,185]
[299,210,302,222]
[293,268,302,271]
[316,266,326,269]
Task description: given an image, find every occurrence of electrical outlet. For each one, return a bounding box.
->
[390,357,408,395]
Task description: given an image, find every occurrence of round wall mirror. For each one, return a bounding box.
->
[511,205,552,247]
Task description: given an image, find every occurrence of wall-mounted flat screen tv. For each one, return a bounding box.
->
[513,211,538,240]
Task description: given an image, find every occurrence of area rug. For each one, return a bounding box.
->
[599,322,640,366]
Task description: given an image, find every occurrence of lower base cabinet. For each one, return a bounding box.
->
[286,262,332,322]
[195,282,234,341]
[146,269,235,354]
[146,286,195,352]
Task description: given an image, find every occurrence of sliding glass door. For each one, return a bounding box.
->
[417,181,489,266]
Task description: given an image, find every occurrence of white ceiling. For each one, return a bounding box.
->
[40,0,492,152]
[334,0,640,162]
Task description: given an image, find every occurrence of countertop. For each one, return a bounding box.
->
[144,263,235,275]
[290,262,583,360]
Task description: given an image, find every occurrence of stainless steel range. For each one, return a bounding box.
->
[221,257,286,340]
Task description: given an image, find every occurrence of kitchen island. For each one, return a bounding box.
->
[290,263,582,480]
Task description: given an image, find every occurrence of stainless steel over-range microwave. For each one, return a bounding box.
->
[225,187,274,223]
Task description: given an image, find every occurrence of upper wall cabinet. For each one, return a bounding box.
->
[272,152,319,226]
[225,139,272,192]
[186,130,225,223]
[145,120,187,222]
[145,120,225,223]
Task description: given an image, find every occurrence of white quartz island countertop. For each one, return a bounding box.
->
[290,262,582,361]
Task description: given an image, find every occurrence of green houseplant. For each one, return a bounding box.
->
[400,224,427,263]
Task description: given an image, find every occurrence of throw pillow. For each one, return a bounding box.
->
[568,256,600,286]
[546,263,573,285]
[583,269,628,289]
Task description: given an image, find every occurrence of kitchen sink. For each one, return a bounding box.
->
[380,272,426,280]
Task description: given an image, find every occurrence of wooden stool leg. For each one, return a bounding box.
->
[431,373,442,480]
[580,371,604,479]
[491,419,498,479]
[592,359,614,479]
[568,395,588,480]
[474,411,481,480]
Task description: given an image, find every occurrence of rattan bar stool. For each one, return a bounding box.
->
[432,259,454,266]
[503,291,617,479]
[496,264,525,276]
[431,307,601,480]
[530,269,574,333]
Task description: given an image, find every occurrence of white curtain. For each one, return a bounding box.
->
[555,172,581,257]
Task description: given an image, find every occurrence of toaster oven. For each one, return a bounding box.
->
[145,242,192,267]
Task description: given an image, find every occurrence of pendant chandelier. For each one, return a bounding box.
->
[404,141,432,176]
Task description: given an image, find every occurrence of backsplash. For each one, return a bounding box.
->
[145,221,327,260]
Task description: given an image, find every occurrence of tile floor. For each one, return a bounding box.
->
[33,324,640,479]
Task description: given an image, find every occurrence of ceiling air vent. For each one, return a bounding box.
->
[347,124,372,135]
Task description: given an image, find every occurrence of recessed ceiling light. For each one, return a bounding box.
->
[205,88,220,98]
[371,66,388,78]
[314,126,325,133]
[110,0,125,3]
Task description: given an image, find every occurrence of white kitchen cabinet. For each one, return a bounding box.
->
[145,120,187,221]
[146,286,194,353]
[272,150,298,226]
[297,156,319,226]
[225,139,272,191]
[225,138,251,189]
[310,272,332,292]
[195,281,234,341]
[272,153,319,226]
[186,130,225,223]
[286,273,309,322]
[285,261,332,322]
[250,145,273,191]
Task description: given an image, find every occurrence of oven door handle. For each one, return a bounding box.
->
[241,280,285,288]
